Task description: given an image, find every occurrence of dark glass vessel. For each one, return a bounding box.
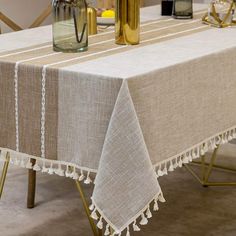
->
[173,0,193,19]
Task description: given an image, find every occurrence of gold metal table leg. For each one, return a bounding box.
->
[201,155,206,183]
[203,145,219,184]
[75,180,100,236]
[185,144,236,187]
[98,229,103,236]
[0,152,10,199]
[27,159,36,208]
[184,163,203,184]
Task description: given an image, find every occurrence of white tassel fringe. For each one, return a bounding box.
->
[155,127,236,178]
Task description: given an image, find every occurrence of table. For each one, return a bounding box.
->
[0,4,236,236]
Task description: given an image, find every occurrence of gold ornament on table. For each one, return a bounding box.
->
[87,6,98,35]
[202,0,236,28]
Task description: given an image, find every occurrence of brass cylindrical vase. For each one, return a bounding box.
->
[115,0,140,45]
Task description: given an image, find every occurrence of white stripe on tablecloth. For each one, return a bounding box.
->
[14,62,20,152]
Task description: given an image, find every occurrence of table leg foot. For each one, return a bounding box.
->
[27,159,36,208]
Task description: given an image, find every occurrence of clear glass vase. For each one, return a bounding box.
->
[52,0,88,53]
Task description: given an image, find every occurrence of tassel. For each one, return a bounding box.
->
[200,147,205,156]
[42,161,48,173]
[56,164,65,177]
[168,161,174,172]
[210,140,214,150]
[158,193,166,203]
[163,166,168,175]
[215,136,221,145]
[178,159,183,168]
[196,147,200,158]
[26,159,33,169]
[189,155,193,162]
[133,221,141,231]
[79,170,85,181]
[162,163,167,175]
[48,162,54,175]
[203,143,208,153]
[14,157,20,165]
[126,227,130,236]
[173,158,178,169]
[146,207,152,218]
[84,172,92,184]
[72,172,79,180]
[153,199,159,211]
[211,139,217,149]
[221,134,226,144]
[65,165,71,177]
[104,224,110,235]
[183,154,189,164]
[233,130,236,138]
[97,217,103,229]
[91,209,98,220]
[89,203,95,211]
[157,168,164,177]
[188,150,196,162]
[33,161,41,171]
[72,167,79,180]
[20,159,25,168]
[9,157,14,164]
[140,213,148,225]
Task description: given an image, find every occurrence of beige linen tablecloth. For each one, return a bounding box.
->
[0,4,236,235]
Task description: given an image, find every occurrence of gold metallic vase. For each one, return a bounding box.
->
[115,0,140,45]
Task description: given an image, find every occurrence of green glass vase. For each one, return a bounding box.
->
[52,0,88,53]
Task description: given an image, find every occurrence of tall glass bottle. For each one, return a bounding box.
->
[52,0,88,53]
[115,0,140,45]
[173,0,193,19]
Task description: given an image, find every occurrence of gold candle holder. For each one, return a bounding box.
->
[202,0,236,28]
[115,0,140,45]
[87,7,98,35]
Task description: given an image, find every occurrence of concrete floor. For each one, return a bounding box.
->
[0,144,236,236]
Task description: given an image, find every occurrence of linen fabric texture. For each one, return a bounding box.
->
[0,4,236,234]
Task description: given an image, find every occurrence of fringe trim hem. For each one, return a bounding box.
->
[89,191,165,236]
[0,148,97,184]
[0,126,235,235]
[154,126,236,178]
